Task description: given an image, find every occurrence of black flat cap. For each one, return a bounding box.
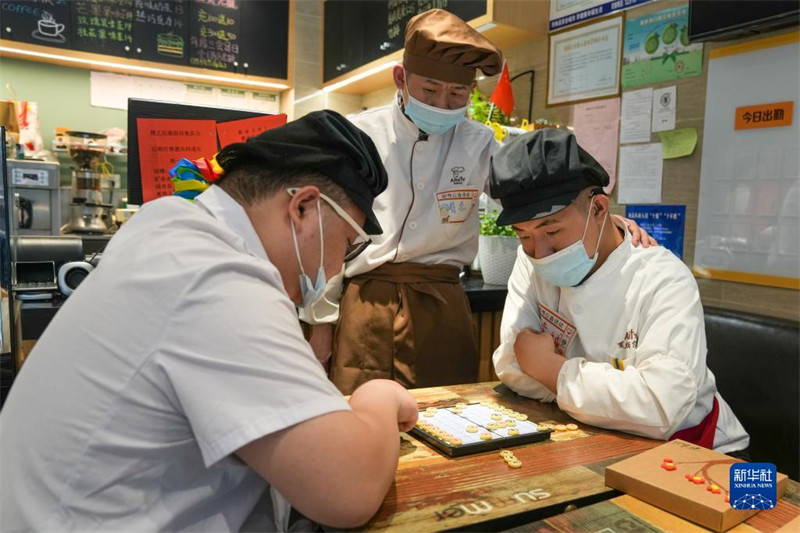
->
[215,110,388,235]
[489,128,609,225]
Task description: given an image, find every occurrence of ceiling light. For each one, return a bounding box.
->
[0,45,289,90]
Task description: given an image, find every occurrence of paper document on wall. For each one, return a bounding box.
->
[573,97,621,194]
[652,86,676,132]
[617,143,663,204]
[90,72,133,110]
[620,88,653,144]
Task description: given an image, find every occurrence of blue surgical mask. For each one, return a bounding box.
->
[529,198,608,288]
[403,79,467,136]
[291,200,327,310]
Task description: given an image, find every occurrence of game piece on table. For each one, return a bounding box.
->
[408,402,552,457]
[554,424,567,432]
[566,423,578,431]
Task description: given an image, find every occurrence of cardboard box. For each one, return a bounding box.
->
[605,440,788,532]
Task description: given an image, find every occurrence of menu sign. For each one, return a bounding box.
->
[72,0,135,56]
[0,0,72,48]
[133,0,189,64]
[188,0,240,72]
[136,118,217,203]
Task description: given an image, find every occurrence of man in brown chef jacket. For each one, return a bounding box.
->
[311,9,653,395]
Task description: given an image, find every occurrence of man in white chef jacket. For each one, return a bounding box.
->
[489,128,750,454]
[321,9,654,395]
[0,111,419,531]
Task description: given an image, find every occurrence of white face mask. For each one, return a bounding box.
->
[297,265,345,324]
[528,197,608,288]
[403,76,467,135]
[291,200,327,312]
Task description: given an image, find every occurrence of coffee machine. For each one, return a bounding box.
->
[66,131,113,233]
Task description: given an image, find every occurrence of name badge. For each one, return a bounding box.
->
[539,303,577,356]
[436,188,479,224]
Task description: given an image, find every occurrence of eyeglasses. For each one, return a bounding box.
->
[287,188,372,262]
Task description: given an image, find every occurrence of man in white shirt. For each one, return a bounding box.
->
[0,111,418,531]
[489,128,749,453]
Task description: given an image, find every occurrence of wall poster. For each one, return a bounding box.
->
[547,15,624,106]
[621,5,703,89]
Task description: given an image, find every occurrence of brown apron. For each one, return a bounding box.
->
[329,263,479,395]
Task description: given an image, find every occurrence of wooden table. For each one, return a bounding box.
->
[359,382,663,532]
[506,480,800,533]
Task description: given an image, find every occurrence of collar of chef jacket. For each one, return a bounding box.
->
[195,185,270,263]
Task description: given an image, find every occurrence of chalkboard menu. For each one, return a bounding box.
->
[1,0,289,79]
[188,0,239,72]
[324,0,488,82]
[133,0,188,65]
[1,0,72,49]
[72,0,134,56]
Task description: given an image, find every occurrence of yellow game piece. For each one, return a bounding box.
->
[491,413,502,420]
[500,450,515,458]
[486,423,498,430]
[515,413,528,421]
[466,425,478,433]
[505,419,516,427]
[554,424,567,432]
[566,423,578,431]
[495,420,507,428]
[456,403,467,409]
[507,459,522,468]
[507,428,519,436]
[450,438,462,446]
[480,433,493,441]
[537,424,550,432]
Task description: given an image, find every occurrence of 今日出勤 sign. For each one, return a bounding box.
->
[735,101,793,130]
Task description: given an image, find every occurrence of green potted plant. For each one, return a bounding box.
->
[478,211,519,285]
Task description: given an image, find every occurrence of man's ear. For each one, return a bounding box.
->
[287,186,320,229]
[593,194,610,219]
[392,65,406,91]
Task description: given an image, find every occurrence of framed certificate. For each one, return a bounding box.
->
[547,15,624,106]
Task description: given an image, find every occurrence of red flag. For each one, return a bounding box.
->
[490,61,514,117]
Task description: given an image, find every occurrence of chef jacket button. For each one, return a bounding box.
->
[573,304,583,314]
[409,221,418,230]
[416,182,425,190]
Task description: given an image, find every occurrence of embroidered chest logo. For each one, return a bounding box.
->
[617,329,639,349]
[450,166,466,185]
[539,303,577,356]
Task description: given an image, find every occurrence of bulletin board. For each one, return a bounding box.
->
[693,32,800,290]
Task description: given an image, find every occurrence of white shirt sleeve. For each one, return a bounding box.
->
[556,270,704,440]
[492,246,557,403]
[155,260,350,467]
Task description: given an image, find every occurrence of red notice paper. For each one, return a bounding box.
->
[137,118,218,203]
[216,114,287,148]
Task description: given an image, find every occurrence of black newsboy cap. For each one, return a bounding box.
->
[489,128,609,226]
[216,110,388,235]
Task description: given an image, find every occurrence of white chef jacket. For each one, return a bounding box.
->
[0,186,350,532]
[346,97,501,277]
[493,223,749,453]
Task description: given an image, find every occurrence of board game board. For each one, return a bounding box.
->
[409,402,552,457]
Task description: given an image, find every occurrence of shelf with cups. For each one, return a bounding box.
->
[321,0,548,95]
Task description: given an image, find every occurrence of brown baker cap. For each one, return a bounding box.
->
[403,9,502,86]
